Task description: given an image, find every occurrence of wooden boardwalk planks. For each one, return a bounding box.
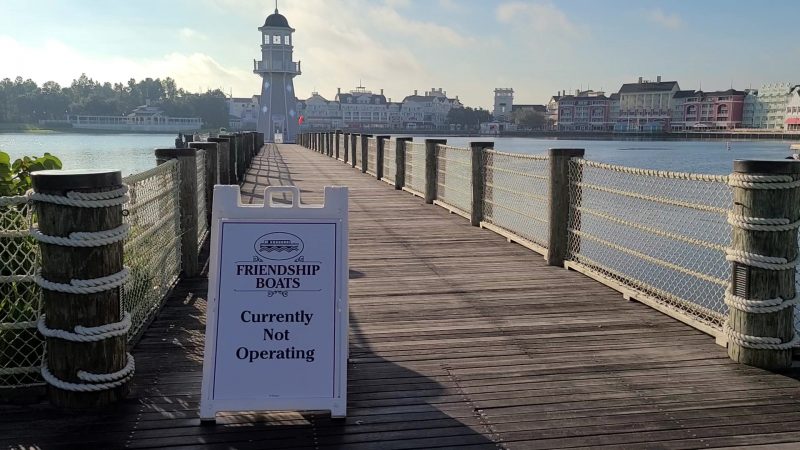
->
[2,143,800,449]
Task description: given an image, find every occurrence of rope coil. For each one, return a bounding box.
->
[724,288,800,314]
[727,214,800,232]
[41,353,135,392]
[723,322,800,350]
[38,312,131,342]
[728,173,800,190]
[27,185,129,208]
[33,267,130,294]
[29,223,130,247]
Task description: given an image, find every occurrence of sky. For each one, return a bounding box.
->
[0,0,798,109]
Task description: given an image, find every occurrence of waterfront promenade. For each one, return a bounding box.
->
[4,144,800,449]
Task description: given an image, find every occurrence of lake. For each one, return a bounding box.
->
[0,133,175,177]
[0,132,795,177]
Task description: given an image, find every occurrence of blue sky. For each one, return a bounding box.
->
[0,0,797,108]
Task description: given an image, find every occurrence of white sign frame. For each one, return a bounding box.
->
[200,185,348,422]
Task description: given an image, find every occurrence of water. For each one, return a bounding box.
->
[0,133,175,177]
[0,133,795,177]
[428,137,795,175]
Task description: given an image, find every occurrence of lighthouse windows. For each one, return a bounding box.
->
[272,35,281,44]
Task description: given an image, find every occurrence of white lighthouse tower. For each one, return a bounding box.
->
[254,7,301,143]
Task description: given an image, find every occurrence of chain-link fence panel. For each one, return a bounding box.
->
[122,160,182,343]
[195,150,208,247]
[566,160,731,332]
[435,144,472,217]
[0,196,43,389]
[366,138,378,176]
[404,142,426,196]
[382,139,397,185]
[482,150,550,250]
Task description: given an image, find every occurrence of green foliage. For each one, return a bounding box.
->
[446,107,491,129]
[0,150,62,196]
[0,74,229,128]
[513,109,547,130]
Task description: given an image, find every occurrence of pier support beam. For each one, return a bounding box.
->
[31,170,130,408]
[726,159,800,370]
[395,138,413,190]
[155,148,201,278]
[470,142,494,227]
[424,139,447,204]
[189,141,219,226]
[547,148,584,266]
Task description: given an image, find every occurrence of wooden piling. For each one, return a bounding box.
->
[344,133,350,163]
[335,130,342,160]
[470,142,494,227]
[726,159,800,369]
[31,170,129,408]
[395,138,413,190]
[351,134,358,168]
[189,142,218,225]
[155,148,200,278]
[207,137,231,185]
[547,148,584,266]
[424,139,447,204]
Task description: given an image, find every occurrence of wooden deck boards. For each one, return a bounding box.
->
[3,143,800,449]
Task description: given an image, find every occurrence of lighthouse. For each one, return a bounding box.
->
[254,7,301,143]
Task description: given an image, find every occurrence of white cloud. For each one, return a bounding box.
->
[368,5,474,47]
[496,1,583,36]
[644,8,684,30]
[0,36,253,94]
[179,28,206,40]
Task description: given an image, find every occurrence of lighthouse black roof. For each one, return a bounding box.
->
[264,9,290,28]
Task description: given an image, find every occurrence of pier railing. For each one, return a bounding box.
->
[301,131,800,370]
[0,131,263,400]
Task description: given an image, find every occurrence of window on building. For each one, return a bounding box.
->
[272,35,281,44]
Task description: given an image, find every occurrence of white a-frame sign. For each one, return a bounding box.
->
[200,185,348,422]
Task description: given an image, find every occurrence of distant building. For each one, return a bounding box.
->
[616,76,680,132]
[297,86,462,130]
[511,104,546,114]
[67,103,202,132]
[670,89,745,131]
[744,83,794,129]
[546,93,562,128]
[556,91,611,131]
[228,96,259,130]
[786,85,800,131]
[493,88,514,122]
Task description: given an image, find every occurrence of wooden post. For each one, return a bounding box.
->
[189,141,218,226]
[361,134,373,174]
[424,139,447,204]
[726,159,800,370]
[547,148,584,266]
[335,130,342,160]
[221,134,237,184]
[238,134,246,181]
[343,133,350,163]
[329,132,334,157]
[351,134,358,168]
[395,137,413,190]
[376,135,390,180]
[155,148,201,278]
[470,142,494,227]
[208,137,232,185]
[31,170,129,408]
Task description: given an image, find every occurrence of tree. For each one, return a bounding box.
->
[513,109,546,130]
[446,107,491,130]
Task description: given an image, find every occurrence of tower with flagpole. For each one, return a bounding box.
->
[254,2,301,143]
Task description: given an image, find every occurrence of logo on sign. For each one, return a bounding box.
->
[254,232,304,260]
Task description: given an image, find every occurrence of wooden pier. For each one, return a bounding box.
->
[4,143,800,449]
